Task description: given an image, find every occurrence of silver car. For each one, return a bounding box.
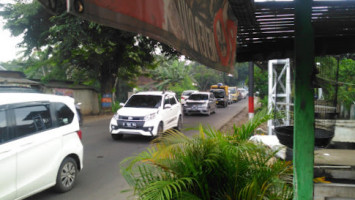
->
[183,92,217,116]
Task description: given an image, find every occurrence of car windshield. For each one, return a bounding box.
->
[211,90,225,98]
[188,94,208,100]
[125,95,162,108]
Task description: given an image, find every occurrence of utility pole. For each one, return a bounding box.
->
[248,62,254,119]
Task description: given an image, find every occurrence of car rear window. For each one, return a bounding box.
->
[125,95,162,108]
[188,94,208,100]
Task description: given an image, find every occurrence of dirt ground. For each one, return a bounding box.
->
[219,107,250,133]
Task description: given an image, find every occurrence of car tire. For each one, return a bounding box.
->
[207,108,211,116]
[54,157,78,193]
[175,116,183,131]
[112,134,123,140]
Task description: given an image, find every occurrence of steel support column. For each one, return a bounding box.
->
[294,0,315,199]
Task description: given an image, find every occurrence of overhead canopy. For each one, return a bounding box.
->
[230,0,355,62]
[38,0,355,68]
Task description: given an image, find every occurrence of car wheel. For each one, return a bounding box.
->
[207,108,211,116]
[54,157,78,193]
[111,134,123,140]
[175,115,183,131]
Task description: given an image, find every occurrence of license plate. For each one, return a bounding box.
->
[125,122,136,127]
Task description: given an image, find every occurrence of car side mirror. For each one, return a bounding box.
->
[119,103,125,107]
[164,104,172,109]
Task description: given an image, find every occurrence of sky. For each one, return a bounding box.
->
[0,0,22,63]
[0,19,22,63]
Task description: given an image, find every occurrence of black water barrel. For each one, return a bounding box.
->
[274,126,334,149]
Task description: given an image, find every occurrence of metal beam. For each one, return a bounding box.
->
[294,0,315,199]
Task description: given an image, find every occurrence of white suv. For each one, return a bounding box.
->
[110,91,182,140]
[0,93,83,200]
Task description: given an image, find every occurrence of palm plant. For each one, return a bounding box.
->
[121,109,293,200]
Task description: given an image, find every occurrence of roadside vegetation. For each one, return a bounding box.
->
[121,109,293,200]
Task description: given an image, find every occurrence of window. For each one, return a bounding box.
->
[14,105,52,138]
[164,95,170,105]
[0,110,7,144]
[125,95,162,108]
[54,103,74,126]
[189,94,208,100]
[169,95,177,105]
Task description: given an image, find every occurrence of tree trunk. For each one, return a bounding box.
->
[112,77,119,103]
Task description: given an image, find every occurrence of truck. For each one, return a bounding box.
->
[210,83,229,108]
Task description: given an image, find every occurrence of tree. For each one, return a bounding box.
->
[252,66,268,99]
[190,62,223,91]
[0,1,178,96]
[235,62,249,87]
[142,56,196,96]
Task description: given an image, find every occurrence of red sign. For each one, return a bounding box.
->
[64,0,237,73]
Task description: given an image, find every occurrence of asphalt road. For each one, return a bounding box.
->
[26,99,247,200]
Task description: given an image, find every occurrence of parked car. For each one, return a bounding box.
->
[0,93,83,200]
[180,90,198,105]
[110,91,182,140]
[184,92,217,116]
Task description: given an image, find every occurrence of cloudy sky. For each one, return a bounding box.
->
[0,0,22,63]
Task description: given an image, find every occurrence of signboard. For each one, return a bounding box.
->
[61,0,237,73]
[53,88,74,97]
[101,93,112,108]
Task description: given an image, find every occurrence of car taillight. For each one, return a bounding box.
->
[181,97,185,100]
[76,130,82,140]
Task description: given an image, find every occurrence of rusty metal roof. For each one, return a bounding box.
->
[229,0,355,62]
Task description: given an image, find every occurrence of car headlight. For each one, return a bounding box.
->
[144,113,156,121]
[113,113,120,120]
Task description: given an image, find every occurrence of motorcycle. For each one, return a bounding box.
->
[75,102,83,126]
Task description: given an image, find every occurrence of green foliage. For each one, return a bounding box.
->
[190,63,224,91]
[251,66,268,99]
[338,58,355,109]
[316,56,355,109]
[0,1,178,95]
[235,62,249,87]
[111,101,122,113]
[143,57,197,96]
[121,109,293,200]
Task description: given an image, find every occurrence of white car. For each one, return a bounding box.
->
[110,91,182,140]
[238,88,248,99]
[0,93,83,200]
